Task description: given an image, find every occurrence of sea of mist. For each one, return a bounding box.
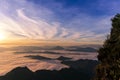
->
[0,45,98,75]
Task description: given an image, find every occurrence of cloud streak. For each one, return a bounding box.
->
[0,0,114,44]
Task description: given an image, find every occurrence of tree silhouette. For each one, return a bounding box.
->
[95,14,120,80]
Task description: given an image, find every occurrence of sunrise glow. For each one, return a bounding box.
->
[0,33,5,41]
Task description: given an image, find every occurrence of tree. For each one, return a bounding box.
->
[95,14,120,80]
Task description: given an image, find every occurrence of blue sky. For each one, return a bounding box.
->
[0,0,120,44]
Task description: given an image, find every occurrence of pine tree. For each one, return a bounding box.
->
[95,14,120,80]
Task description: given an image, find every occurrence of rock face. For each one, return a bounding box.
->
[0,60,99,80]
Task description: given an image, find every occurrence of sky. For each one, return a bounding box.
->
[0,0,120,45]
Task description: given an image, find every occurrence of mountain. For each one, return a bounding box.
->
[56,56,72,61]
[15,51,60,54]
[0,59,99,80]
[24,55,53,60]
[11,46,97,53]
[66,47,97,52]
[61,59,99,77]
[50,46,65,50]
[0,67,89,80]
[12,46,65,52]
[11,46,42,52]
[0,67,33,80]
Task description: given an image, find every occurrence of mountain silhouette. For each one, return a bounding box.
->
[49,46,65,50]
[24,55,53,60]
[66,47,97,52]
[56,56,72,61]
[0,67,33,80]
[61,59,99,77]
[0,59,98,80]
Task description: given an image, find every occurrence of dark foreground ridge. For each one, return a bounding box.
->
[0,59,98,80]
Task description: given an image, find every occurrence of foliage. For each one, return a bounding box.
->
[95,14,120,80]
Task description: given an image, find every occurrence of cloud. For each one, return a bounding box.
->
[17,9,38,24]
[0,8,81,41]
[0,0,113,44]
